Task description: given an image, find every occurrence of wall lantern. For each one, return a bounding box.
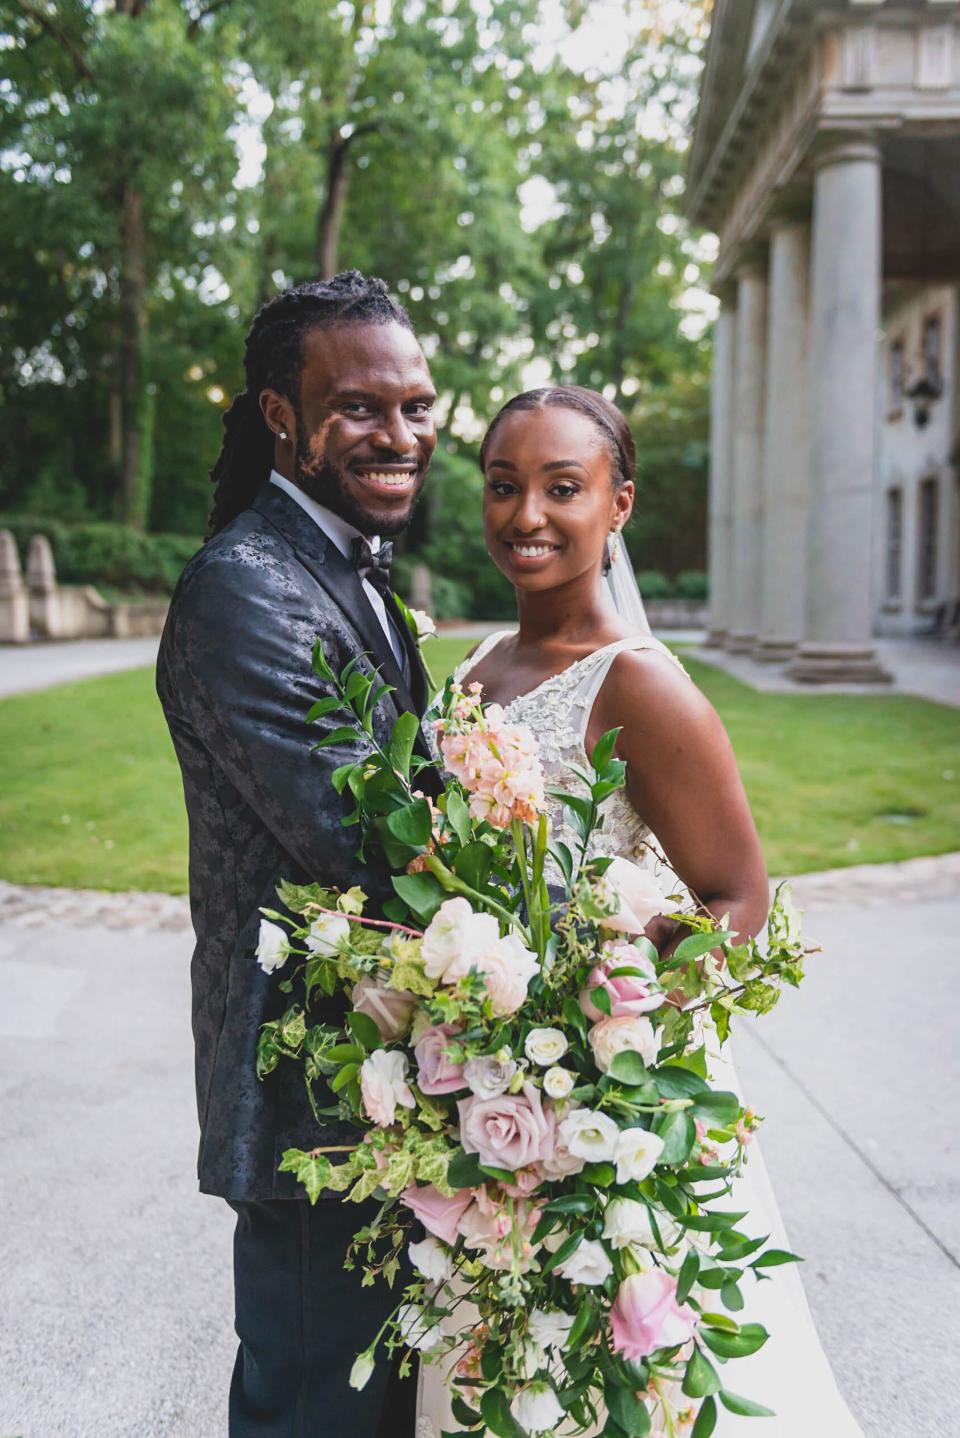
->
[905,373,943,429]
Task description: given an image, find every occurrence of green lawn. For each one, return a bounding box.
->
[1,638,957,893]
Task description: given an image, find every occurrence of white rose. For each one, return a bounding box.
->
[409,607,436,641]
[603,1197,666,1251]
[600,856,672,934]
[511,1382,565,1435]
[557,1106,620,1163]
[463,1054,518,1099]
[408,1236,454,1286]
[543,1066,575,1100]
[305,911,350,955]
[255,918,288,974]
[421,898,499,982]
[528,1308,575,1351]
[475,932,540,1016]
[614,1125,665,1184]
[588,1014,660,1074]
[555,1237,613,1287]
[524,1027,568,1066]
[396,1303,443,1352]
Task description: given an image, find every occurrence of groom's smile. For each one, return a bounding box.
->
[278,320,437,536]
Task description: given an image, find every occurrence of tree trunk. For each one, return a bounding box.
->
[611,277,635,406]
[315,133,352,279]
[118,179,149,528]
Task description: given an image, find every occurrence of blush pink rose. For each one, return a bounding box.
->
[400,1184,474,1246]
[458,1081,553,1172]
[610,1270,698,1360]
[473,933,540,1017]
[580,946,663,1023]
[351,976,416,1041]
[414,1024,467,1095]
[601,857,672,934]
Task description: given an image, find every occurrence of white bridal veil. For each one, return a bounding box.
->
[606,539,651,635]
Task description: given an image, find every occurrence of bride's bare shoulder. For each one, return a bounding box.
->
[597,645,723,747]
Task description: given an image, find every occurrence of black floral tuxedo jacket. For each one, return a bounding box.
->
[156,481,435,1200]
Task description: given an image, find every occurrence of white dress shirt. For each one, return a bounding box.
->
[270,470,404,666]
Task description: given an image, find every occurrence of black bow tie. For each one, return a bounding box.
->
[351,536,393,592]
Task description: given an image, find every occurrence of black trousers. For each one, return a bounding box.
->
[227,1199,417,1438]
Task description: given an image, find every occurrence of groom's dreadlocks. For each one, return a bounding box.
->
[207,271,413,535]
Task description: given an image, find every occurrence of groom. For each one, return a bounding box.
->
[156,271,439,1436]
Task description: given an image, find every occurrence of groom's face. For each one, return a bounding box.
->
[292,320,437,536]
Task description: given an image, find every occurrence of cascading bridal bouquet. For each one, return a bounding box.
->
[254,643,810,1438]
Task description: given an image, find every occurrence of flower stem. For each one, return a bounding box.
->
[421,854,527,937]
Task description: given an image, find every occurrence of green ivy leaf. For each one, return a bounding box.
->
[388,710,420,778]
[606,1049,647,1084]
[348,1010,384,1052]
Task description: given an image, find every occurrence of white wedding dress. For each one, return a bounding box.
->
[415,631,864,1438]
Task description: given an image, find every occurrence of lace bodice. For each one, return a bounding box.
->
[428,630,688,873]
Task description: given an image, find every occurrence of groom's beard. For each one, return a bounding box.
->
[294,441,425,539]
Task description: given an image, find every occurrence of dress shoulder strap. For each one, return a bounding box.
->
[454,629,516,684]
[572,635,689,743]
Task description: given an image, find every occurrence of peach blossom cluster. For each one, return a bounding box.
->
[438,702,545,830]
[400,1181,544,1273]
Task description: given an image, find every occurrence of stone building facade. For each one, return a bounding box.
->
[687,0,960,679]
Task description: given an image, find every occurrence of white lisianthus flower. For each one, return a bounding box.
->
[614,1125,665,1184]
[603,1198,666,1251]
[255,919,288,974]
[463,1054,518,1099]
[588,1014,660,1074]
[305,911,350,956]
[555,1237,614,1287]
[359,1049,416,1127]
[511,1382,566,1434]
[408,608,436,641]
[348,1350,376,1391]
[543,1066,575,1100]
[528,1308,575,1351]
[396,1303,443,1352]
[524,1027,568,1066]
[408,1236,454,1286]
[421,898,499,982]
[557,1106,620,1163]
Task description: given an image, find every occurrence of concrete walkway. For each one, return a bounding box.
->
[1,855,958,1436]
[0,636,162,698]
[693,635,960,708]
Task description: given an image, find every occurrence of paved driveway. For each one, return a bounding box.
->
[0,857,957,1437]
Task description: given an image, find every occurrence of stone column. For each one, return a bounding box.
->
[26,533,61,639]
[788,139,891,682]
[755,220,811,662]
[0,530,29,643]
[728,263,768,652]
[705,300,737,646]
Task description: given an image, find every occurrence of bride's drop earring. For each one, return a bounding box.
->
[608,529,621,565]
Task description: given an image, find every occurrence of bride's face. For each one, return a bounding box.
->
[482,406,633,592]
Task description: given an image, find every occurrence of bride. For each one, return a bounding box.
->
[416,385,863,1436]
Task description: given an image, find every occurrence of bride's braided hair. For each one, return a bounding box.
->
[478,386,636,490]
[208,271,413,535]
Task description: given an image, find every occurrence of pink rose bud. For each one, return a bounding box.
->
[351,976,416,1042]
[611,1270,698,1361]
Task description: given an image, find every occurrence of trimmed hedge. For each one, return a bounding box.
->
[1,515,200,594]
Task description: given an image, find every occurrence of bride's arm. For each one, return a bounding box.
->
[592,650,770,949]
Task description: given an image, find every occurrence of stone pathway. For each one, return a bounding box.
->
[0,635,161,698]
[693,635,960,708]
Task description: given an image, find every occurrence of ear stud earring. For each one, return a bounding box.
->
[279,431,288,440]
